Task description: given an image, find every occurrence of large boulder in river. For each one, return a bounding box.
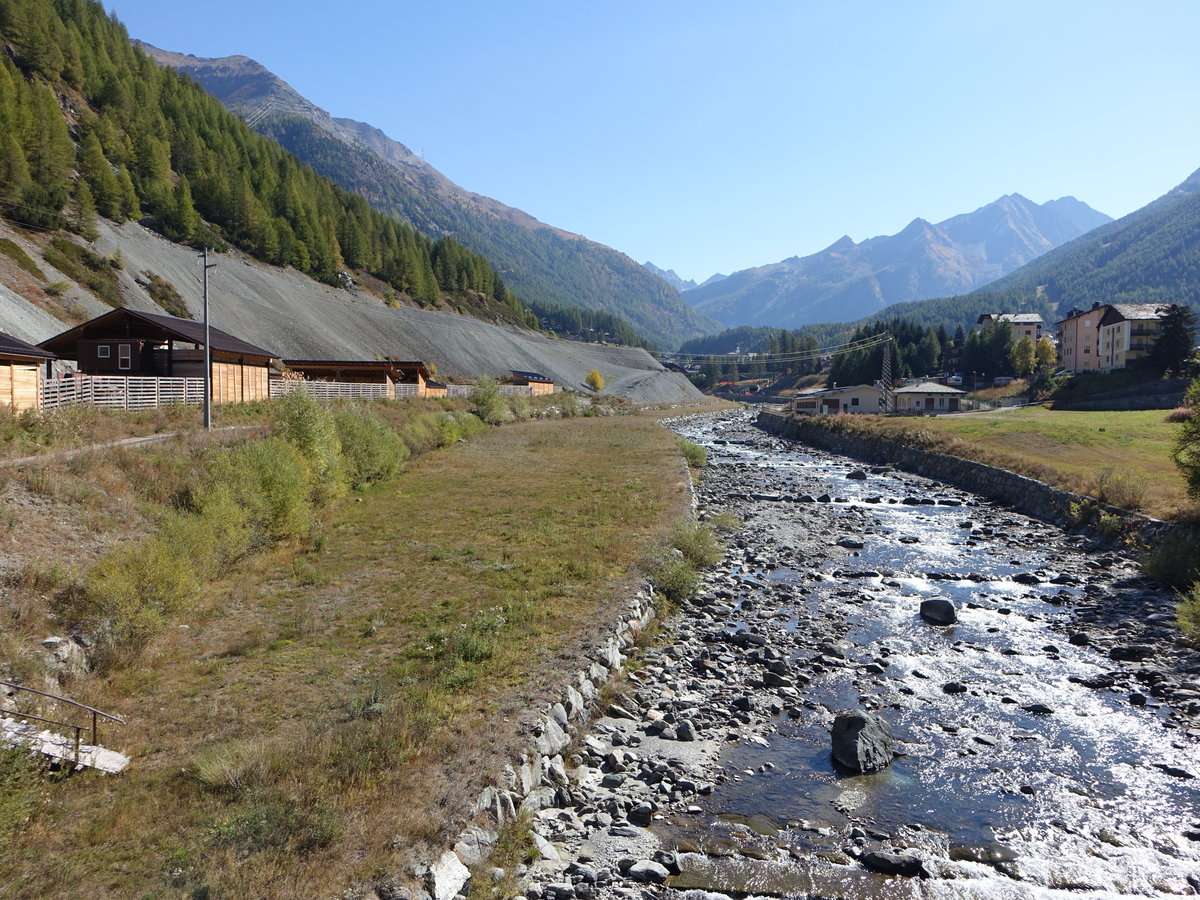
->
[831,710,894,773]
[919,598,957,625]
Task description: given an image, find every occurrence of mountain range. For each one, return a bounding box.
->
[141,44,718,349]
[680,194,1112,330]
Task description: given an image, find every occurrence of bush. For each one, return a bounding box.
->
[643,548,699,606]
[1178,582,1200,639]
[469,377,507,425]
[1088,466,1146,511]
[332,407,409,488]
[1141,535,1200,589]
[677,438,707,469]
[274,392,346,503]
[670,522,723,568]
[560,393,580,417]
[202,438,312,544]
[1173,378,1200,497]
[586,370,604,393]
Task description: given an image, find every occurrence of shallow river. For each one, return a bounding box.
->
[664,414,1200,899]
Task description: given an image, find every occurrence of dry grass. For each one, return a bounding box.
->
[813,406,1192,520]
[0,412,692,898]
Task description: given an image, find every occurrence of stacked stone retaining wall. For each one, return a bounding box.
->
[757,410,1196,546]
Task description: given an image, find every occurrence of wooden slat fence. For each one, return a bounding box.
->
[269,379,422,400]
[41,375,206,410]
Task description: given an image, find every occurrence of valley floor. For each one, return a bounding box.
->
[0,402,711,899]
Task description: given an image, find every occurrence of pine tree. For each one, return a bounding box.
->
[71,178,99,240]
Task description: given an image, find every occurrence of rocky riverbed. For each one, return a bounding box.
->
[515,411,1200,900]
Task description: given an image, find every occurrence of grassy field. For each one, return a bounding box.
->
[823,406,1192,521]
[0,401,714,898]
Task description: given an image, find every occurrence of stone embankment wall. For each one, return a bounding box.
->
[757,410,1194,545]
[386,589,657,900]
[1051,377,1188,412]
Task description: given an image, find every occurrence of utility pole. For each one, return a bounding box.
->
[200,248,217,431]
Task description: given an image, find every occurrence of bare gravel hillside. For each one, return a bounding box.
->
[0,221,702,404]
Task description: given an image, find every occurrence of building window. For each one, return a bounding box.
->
[850,397,859,407]
[97,345,110,358]
[118,344,131,370]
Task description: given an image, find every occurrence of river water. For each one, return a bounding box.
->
[662,413,1200,899]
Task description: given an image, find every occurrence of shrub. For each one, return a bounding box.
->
[1172,377,1200,497]
[72,530,202,664]
[670,521,723,568]
[1088,466,1146,511]
[274,392,346,503]
[332,407,409,488]
[643,548,699,606]
[560,392,580,417]
[1141,535,1200,589]
[677,438,707,469]
[586,370,604,393]
[469,376,507,425]
[202,438,312,544]
[1165,407,1194,424]
[1178,582,1200,640]
[704,510,741,533]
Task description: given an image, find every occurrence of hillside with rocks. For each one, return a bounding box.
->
[0,219,701,404]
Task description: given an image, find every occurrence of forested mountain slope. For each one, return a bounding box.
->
[968,167,1200,310]
[0,0,699,400]
[141,45,719,349]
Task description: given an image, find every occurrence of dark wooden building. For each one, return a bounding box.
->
[38,307,277,404]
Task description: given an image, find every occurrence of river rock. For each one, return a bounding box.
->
[919,598,957,625]
[831,710,894,772]
[860,850,928,878]
[626,860,670,883]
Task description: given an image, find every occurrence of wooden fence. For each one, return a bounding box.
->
[41,375,206,410]
[268,379,422,400]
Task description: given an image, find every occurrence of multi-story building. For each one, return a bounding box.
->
[1057,302,1166,373]
[977,313,1044,344]
[1097,304,1166,371]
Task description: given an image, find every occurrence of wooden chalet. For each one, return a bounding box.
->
[0,330,56,411]
[509,370,556,395]
[283,359,431,398]
[38,307,277,404]
[424,379,448,399]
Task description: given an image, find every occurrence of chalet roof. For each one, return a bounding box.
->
[511,370,553,383]
[1101,303,1169,324]
[894,381,965,394]
[797,383,881,397]
[0,330,55,362]
[285,359,431,379]
[38,307,277,361]
[979,313,1044,325]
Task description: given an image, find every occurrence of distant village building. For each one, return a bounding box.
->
[1097,304,1167,372]
[977,313,1044,344]
[1057,302,1167,373]
[38,307,277,403]
[894,381,965,413]
[0,330,55,411]
[424,379,448,399]
[791,383,884,415]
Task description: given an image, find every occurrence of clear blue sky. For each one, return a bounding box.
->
[104,0,1200,284]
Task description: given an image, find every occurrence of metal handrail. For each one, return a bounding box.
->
[0,680,124,747]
